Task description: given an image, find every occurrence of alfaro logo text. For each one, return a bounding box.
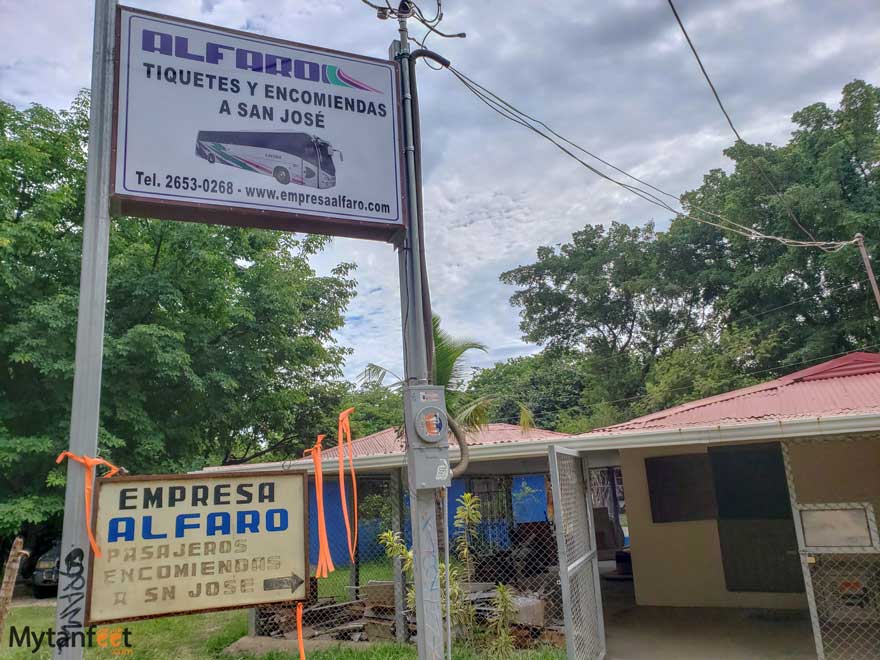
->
[142,31,382,93]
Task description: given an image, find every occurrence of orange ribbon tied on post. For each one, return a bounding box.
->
[337,408,358,564]
[296,601,306,660]
[55,451,122,558]
[304,435,334,579]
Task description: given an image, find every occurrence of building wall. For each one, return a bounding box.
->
[621,436,880,608]
[786,437,880,511]
[620,443,807,609]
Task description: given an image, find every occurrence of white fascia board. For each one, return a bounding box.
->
[196,413,880,475]
[563,413,880,452]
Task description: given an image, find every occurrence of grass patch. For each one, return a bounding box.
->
[2,605,246,660]
[317,558,394,601]
[2,603,564,660]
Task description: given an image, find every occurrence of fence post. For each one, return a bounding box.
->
[0,537,29,641]
[391,469,407,643]
[247,608,256,637]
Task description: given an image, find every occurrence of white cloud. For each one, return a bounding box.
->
[3,0,877,381]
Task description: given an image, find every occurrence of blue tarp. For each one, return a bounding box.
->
[308,474,551,566]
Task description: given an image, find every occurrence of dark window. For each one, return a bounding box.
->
[708,443,803,593]
[316,143,336,176]
[645,454,718,523]
[708,443,792,519]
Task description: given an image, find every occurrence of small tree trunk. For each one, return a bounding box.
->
[0,536,29,641]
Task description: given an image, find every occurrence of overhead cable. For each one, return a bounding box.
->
[447,66,855,253]
[665,0,819,242]
[494,343,880,427]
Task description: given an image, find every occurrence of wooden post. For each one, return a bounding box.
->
[0,537,30,641]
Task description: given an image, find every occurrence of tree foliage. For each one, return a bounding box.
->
[0,92,356,539]
[479,80,880,431]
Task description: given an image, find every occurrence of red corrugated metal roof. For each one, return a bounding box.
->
[301,423,570,462]
[591,352,880,435]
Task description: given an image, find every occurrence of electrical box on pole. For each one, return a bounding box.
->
[404,385,451,490]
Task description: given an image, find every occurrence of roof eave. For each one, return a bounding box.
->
[196,413,880,475]
[565,411,880,452]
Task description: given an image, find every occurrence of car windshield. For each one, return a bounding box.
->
[316,143,336,176]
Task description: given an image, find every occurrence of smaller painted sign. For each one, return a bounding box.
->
[87,471,307,624]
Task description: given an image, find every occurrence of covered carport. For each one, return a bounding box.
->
[552,352,880,660]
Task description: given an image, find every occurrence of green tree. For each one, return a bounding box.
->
[340,383,403,438]
[497,80,880,427]
[0,93,356,542]
[665,80,880,367]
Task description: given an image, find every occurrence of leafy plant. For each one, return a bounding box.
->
[453,492,482,583]
[486,583,517,659]
[378,530,413,574]
[360,493,393,529]
[378,530,477,644]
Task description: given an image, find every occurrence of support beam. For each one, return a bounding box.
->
[53,2,116,658]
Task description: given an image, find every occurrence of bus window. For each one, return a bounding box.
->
[316,143,336,177]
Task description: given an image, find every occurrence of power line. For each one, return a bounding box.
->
[482,277,871,393]
[665,0,740,141]
[490,343,880,426]
[665,0,819,242]
[447,66,855,253]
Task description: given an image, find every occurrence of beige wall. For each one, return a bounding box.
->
[786,437,880,511]
[620,437,880,609]
[619,443,804,609]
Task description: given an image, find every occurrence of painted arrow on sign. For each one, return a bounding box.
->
[263,573,304,593]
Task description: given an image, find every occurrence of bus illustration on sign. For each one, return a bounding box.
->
[195,131,341,188]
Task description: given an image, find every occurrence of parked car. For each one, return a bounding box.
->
[31,543,59,598]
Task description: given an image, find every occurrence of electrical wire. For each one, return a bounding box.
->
[665,0,818,243]
[451,66,850,251]
[360,0,460,70]
[481,277,871,400]
[447,66,855,253]
[492,343,880,427]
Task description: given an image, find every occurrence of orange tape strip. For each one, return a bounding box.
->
[296,601,306,660]
[55,451,121,558]
[304,436,334,579]
[336,408,358,563]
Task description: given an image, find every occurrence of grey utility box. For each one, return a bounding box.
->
[404,385,451,490]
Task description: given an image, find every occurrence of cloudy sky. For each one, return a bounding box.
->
[2,0,878,380]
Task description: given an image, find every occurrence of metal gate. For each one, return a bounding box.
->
[549,446,606,660]
[782,440,880,660]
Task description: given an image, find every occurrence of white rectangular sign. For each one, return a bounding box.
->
[112,7,404,240]
[87,471,307,623]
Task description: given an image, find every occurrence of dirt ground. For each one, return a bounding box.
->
[10,570,818,659]
[601,572,816,660]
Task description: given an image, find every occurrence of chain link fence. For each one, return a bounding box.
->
[252,467,626,654]
[809,553,880,660]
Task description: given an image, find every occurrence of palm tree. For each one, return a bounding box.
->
[361,314,533,477]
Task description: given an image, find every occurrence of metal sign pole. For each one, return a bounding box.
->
[393,15,446,660]
[53,0,116,657]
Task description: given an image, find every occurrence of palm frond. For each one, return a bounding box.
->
[453,395,494,431]
[359,362,403,390]
[516,401,536,431]
[432,314,486,388]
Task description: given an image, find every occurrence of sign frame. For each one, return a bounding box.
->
[797,502,880,553]
[110,5,407,242]
[85,469,309,625]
